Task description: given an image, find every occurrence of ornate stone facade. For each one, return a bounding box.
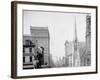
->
[30,27,50,66]
[84,14,91,66]
[65,15,91,67]
[23,26,50,69]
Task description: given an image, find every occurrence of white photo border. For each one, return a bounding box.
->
[12,1,97,78]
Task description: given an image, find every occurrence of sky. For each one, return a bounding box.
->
[23,10,88,60]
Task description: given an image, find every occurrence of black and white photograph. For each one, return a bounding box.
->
[23,10,91,69]
[11,1,97,78]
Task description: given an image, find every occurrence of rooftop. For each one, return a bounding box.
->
[30,26,48,31]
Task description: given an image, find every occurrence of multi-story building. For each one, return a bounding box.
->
[65,41,73,67]
[30,27,50,67]
[23,26,50,69]
[23,37,36,69]
[80,14,91,66]
[84,14,91,66]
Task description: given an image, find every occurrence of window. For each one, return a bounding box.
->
[25,56,30,63]
[30,48,32,52]
[23,47,25,53]
[25,48,29,53]
[68,56,72,67]
[25,40,33,45]
[23,57,25,63]
[32,48,35,53]
[87,58,91,66]
[30,56,32,62]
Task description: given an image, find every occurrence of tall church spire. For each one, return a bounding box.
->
[74,17,78,51]
[74,16,77,42]
[73,16,80,67]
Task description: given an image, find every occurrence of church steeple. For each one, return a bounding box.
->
[74,17,77,43]
[74,17,78,50]
[73,16,80,67]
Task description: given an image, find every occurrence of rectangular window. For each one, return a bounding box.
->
[25,56,30,63]
[30,48,32,52]
[23,47,25,53]
[23,57,25,63]
[25,48,29,54]
[30,56,32,62]
[32,48,35,53]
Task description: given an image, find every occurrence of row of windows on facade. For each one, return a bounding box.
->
[23,56,33,63]
[23,47,35,53]
[23,47,47,54]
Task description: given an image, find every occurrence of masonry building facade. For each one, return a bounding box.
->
[23,26,50,69]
